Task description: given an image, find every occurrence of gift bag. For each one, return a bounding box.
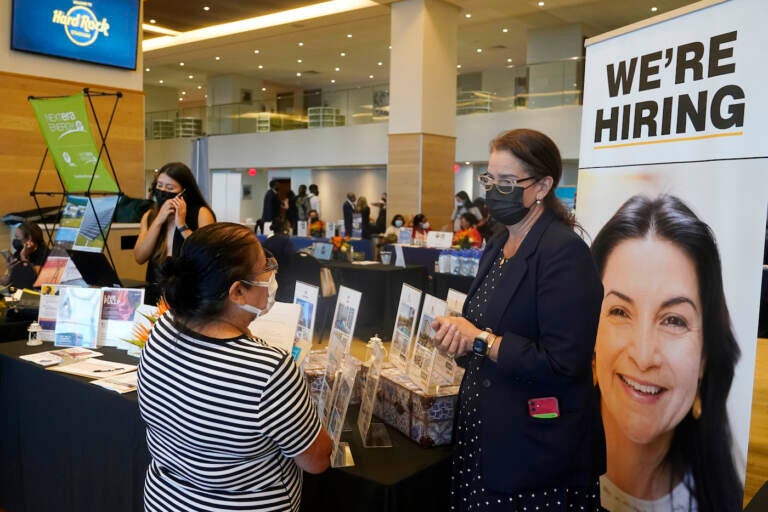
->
[320,267,336,297]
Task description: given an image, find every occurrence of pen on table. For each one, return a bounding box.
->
[93,367,124,373]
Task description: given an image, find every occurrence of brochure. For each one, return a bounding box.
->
[49,358,136,379]
[408,294,454,392]
[426,230,453,249]
[446,289,468,316]
[248,301,300,354]
[389,283,422,372]
[98,288,145,350]
[38,284,67,342]
[293,281,319,365]
[20,346,103,367]
[92,371,138,394]
[54,286,103,348]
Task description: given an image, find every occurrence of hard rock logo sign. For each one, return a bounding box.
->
[51,1,110,47]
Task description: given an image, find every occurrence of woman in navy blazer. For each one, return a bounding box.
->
[433,129,605,511]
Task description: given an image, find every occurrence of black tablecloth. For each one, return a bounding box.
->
[431,272,475,299]
[0,340,451,512]
[0,316,33,343]
[320,261,425,341]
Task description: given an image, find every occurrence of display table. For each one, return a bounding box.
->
[432,272,475,299]
[319,261,425,341]
[0,340,451,512]
[0,315,33,343]
[257,235,374,261]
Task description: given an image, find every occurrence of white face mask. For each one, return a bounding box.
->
[421,222,430,229]
[239,274,278,317]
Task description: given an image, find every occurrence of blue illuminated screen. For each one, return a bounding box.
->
[11,0,140,70]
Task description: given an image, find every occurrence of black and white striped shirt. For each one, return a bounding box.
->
[138,313,321,511]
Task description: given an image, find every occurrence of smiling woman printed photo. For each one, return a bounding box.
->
[591,194,742,512]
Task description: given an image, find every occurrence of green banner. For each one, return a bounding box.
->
[29,92,118,193]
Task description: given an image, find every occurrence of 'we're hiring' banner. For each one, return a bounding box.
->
[30,92,118,193]
[577,0,767,507]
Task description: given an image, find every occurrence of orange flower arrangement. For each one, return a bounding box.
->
[452,227,482,249]
[124,296,169,350]
[309,219,325,237]
[332,235,352,254]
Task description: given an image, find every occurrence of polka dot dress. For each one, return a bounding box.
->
[449,247,601,512]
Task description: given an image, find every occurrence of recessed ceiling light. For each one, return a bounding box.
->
[465,161,470,165]
[188,74,194,79]
[369,75,374,79]
[254,49,260,54]
[179,98,183,101]
[203,5,210,11]
[258,65,263,69]
[205,94,207,98]
[507,58,513,63]
[179,62,184,66]
[331,79,336,84]
[502,28,509,33]
[388,45,392,50]
[651,6,658,11]
[340,52,346,57]
[298,42,304,46]
[145,67,150,72]
[297,59,303,63]
[215,56,220,60]
[149,19,156,24]
[377,61,383,66]
[296,72,302,77]
[476,48,482,53]
[261,87,266,91]
[181,91,186,95]
[335,67,340,71]
[465,13,471,18]
[347,34,352,38]
[457,64,462,69]
[197,85,202,89]
[538,1,544,6]
[159,79,164,84]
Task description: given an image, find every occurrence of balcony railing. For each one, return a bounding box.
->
[146,58,584,140]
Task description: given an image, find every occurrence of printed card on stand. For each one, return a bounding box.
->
[54,286,103,348]
[351,213,362,238]
[357,340,391,448]
[248,302,301,354]
[426,231,453,249]
[408,294,453,392]
[389,283,422,372]
[446,289,468,316]
[328,359,359,468]
[397,228,412,245]
[293,281,319,365]
[394,244,406,268]
[38,284,68,342]
[296,220,308,237]
[317,286,362,424]
[99,288,145,349]
[325,221,336,239]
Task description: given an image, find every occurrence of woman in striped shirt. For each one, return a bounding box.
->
[138,222,331,512]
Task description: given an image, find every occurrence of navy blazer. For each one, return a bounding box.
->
[461,209,605,492]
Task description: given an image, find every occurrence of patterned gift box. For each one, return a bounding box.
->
[302,349,363,405]
[373,367,460,447]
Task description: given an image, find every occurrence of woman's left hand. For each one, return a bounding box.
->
[172,196,187,228]
[431,316,482,357]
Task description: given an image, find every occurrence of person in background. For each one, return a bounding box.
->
[591,194,742,512]
[138,223,331,512]
[343,192,356,237]
[381,214,405,243]
[411,213,430,244]
[295,185,309,222]
[263,217,297,303]
[373,192,387,233]
[431,128,604,511]
[261,179,281,229]
[452,191,482,232]
[134,161,215,305]
[308,209,325,237]
[308,184,321,218]
[452,212,482,248]
[285,189,298,231]
[8,221,48,289]
[474,196,502,242]
[356,196,372,239]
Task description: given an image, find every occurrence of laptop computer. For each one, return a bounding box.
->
[312,242,333,261]
[67,250,122,288]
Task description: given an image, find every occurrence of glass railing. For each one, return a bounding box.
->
[145,58,584,140]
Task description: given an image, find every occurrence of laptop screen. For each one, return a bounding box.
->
[67,250,122,288]
[312,242,333,261]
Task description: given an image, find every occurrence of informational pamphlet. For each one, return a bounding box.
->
[248,301,301,354]
[351,213,362,238]
[389,283,422,372]
[20,346,102,367]
[446,289,468,316]
[48,358,136,379]
[318,286,361,424]
[296,220,308,237]
[58,195,119,253]
[92,371,138,394]
[293,281,319,364]
[426,231,452,249]
[38,284,67,342]
[408,294,454,392]
[54,286,103,348]
[328,359,359,468]
[99,288,145,350]
[397,228,411,245]
[357,340,391,448]
[325,221,336,239]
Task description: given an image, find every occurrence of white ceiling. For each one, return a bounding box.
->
[142,0,696,105]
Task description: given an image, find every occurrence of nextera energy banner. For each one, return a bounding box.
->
[30,93,119,193]
[577,0,767,508]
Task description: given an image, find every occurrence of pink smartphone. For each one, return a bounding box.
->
[528,397,560,419]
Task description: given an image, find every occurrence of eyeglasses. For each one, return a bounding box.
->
[478,173,536,194]
[242,249,278,286]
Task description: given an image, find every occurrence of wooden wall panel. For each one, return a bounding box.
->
[0,71,144,248]
[421,133,456,231]
[387,133,422,224]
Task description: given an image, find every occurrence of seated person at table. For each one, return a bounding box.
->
[411,213,431,244]
[263,217,297,302]
[138,222,331,512]
[452,212,482,248]
[380,214,406,244]
[308,209,325,237]
[7,221,48,289]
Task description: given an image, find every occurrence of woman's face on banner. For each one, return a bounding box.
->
[595,235,704,445]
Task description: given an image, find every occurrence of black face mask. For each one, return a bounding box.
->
[12,239,24,252]
[486,183,537,226]
[154,189,176,206]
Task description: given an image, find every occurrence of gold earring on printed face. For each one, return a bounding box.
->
[692,392,702,420]
[535,196,542,205]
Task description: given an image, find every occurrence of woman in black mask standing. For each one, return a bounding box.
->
[431,129,605,511]
[135,162,215,304]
